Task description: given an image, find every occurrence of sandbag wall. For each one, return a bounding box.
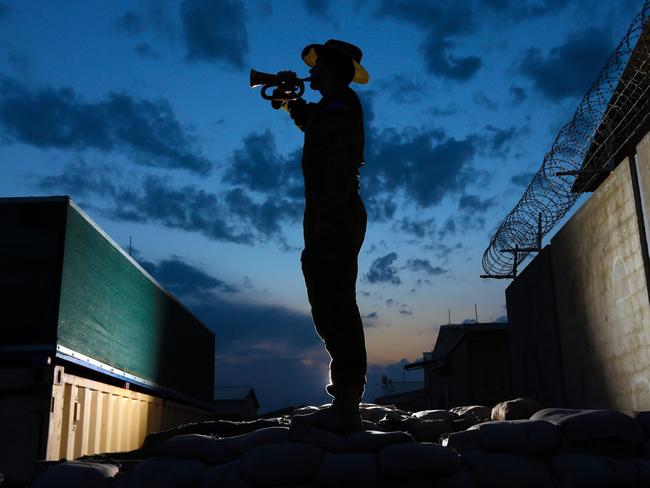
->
[33,403,650,488]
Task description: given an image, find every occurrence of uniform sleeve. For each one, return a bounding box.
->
[286,98,317,131]
[317,100,360,224]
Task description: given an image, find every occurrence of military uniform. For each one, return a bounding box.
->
[288,86,367,397]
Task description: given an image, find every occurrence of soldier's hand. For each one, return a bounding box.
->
[271,89,284,110]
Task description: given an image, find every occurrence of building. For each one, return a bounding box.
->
[214,386,260,420]
[405,323,510,409]
[374,379,426,411]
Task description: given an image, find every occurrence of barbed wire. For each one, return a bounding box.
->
[482,0,650,278]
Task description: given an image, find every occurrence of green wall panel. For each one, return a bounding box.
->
[57,203,214,401]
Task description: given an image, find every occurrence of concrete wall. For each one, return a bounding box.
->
[507,131,650,411]
[506,246,565,407]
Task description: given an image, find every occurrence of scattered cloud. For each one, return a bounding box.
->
[458,194,497,213]
[134,43,161,59]
[379,74,425,104]
[224,130,302,199]
[494,314,508,323]
[365,127,478,208]
[181,0,249,68]
[393,217,436,239]
[139,256,238,297]
[376,0,481,81]
[366,252,401,285]
[302,0,336,22]
[510,171,535,187]
[36,161,301,245]
[115,12,144,35]
[0,78,211,174]
[405,258,447,276]
[519,28,612,101]
[509,85,526,105]
[473,92,498,111]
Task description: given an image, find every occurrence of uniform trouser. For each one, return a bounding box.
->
[301,198,367,399]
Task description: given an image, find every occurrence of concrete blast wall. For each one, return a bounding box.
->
[507,131,650,411]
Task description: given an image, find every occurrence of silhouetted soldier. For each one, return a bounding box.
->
[273,39,369,434]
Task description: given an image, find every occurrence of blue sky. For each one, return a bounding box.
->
[0,0,640,412]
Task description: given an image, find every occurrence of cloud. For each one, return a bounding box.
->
[438,194,497,238]
[366,252,401,285]
[376,0,481,81]
[420,33,482,81]
[0,2,9,18]
[509,85,526,105]
[379,74,425,103]
[0,78,211,174]
[134,43,161,59]
[115,12,144,35]
[224,130,302,199]
[462,318,477,324]
[365,127,477,207]
[479,124,527,158]
[458,194,496,213]
[473,92,498,112]
[510,171,534,186]
[405,258,447,276]
[138,256,238,296]
[393,217,436,239]
[37,161,300,245]
[484,0,570,20]
[181,0,249,68]
[494,314,508,323]
[302,0,335,20]
[519,28,612,101]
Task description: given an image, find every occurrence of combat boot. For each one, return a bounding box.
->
[291,386,362,435]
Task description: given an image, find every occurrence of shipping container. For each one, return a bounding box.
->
[0,355,212,482]
[0,196,216,482]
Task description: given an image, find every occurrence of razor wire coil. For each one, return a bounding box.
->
[482,0,650,277]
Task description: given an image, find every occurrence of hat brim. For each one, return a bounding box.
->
[302,45,369,84]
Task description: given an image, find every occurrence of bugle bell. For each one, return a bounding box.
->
[250,68,310,101]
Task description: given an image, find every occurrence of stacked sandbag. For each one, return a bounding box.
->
[491,397,543,420]
[33,404,650,487]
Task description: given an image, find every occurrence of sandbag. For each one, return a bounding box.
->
[443,429,482,451]
[312,452,378,487]
[379,478,436,488]
[156,434,226,464]
[222,426,290,456]
[449,405,491,423]
[412,409,457,422]
[32,461,118,488]
[631,411,650,437]
[128,458,206,488]
[491,398,543,421]
[378,442,461,478]
[437,466,477,488]
[632,457,650,486]
[408,418,455,443]
[552,453,638,488]
[199,460,250,488]
[289,421,346,451]
[476,419,560,454]
[239,442,323,486]
[345,429,416,451]
[360,405,398,423]
[461,450,557,488]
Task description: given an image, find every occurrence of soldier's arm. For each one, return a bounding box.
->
[286,98,317,131]
[317,101,359,225]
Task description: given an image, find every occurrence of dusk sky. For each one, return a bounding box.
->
[0,0,640,412]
